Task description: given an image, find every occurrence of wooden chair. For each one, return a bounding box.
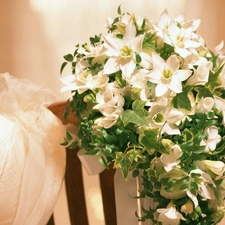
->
[47,102,117,225]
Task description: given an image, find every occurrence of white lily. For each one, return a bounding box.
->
[157,204,186,225]
[200,126,221,153]
[147,53,192,97]
[103,21,144,78]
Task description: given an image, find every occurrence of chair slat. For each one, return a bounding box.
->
[65,147,89,225]
[99,164,117,225]
[46,214,55,225]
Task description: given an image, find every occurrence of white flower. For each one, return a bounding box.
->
[60,70,109,94]
[147,53,192,97]
[80,42,107,65]
[214,96,225,125]
[160,145,182,172]
[157,204,186,225]
[186,61,212,86]
[187,169,216,207]
[103,21,144,78]
[181,200,194,215]
[197,97,214,113]
[204,160,225,178]
[214,41,225,67]
[126,69,151,103]
[200,126,221,152]
[147,97,185,134]
[93,83,124,128]
[163,20,202,58]
[159,168,188,199]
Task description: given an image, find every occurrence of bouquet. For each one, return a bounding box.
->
[60,6,225,225]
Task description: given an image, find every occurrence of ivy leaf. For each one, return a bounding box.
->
[114,152,130,179]
[139,128,159,151]
[194,86,213,101]
[206,64,224,92]
[172,86,192,110]
[120,99,149,126]
[114,149,145,180]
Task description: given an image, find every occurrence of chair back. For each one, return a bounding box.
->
[47,102,117,225]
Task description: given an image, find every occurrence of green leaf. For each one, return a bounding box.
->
[99,155,109,169]
[120,99,149,126]
[180,183,189,190]
[172,86,192,110]
[132,169,139,177]
[114,149,145,180]
[191,173,201,179]
[66,130,73,141]
[117,4,122,15]
[139,128,159,151]
[190,181,198,190]
[63,54,74,62]
[90,34,101,45]
[114,152,130,179]
[69,140,78,149]
[60,141,68,146]
[141,18,146,30]
[190,187,197,195]
[60,62,67,74]
[206,64,224,92]
[135,53,142,63]
[194,86,213,101]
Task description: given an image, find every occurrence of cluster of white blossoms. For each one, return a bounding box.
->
[61,8,225,225]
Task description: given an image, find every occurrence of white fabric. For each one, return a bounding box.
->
[0,73,66,225]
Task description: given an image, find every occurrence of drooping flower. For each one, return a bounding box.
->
[197,97,214,113]
[157,203,186,225]
[181,200,194,215]
[200,126,221,153]
[203,160,225,178]
[187,169,216,207]
[93,83,124,128]
[186,60,212,86]
[160,145,182,172]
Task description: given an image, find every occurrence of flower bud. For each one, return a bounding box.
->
[181,200,194,215]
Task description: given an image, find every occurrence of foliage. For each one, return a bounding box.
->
[60,6,225,225]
